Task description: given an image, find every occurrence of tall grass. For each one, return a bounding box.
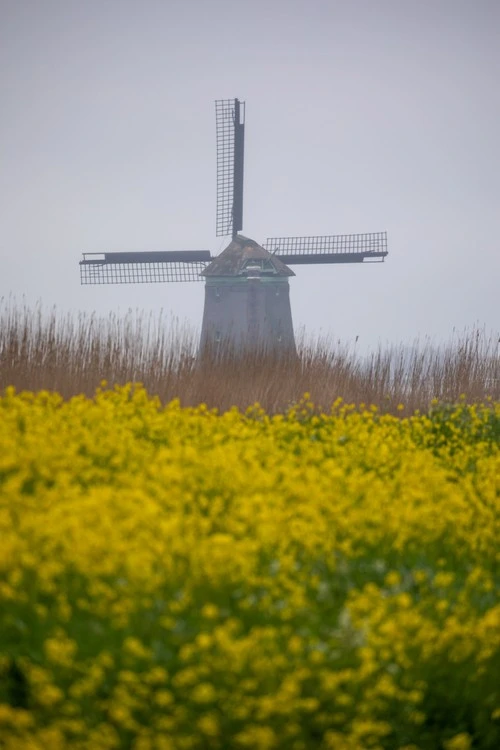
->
[1,298,498,413]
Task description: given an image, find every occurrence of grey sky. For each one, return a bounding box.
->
[1,0,499,351]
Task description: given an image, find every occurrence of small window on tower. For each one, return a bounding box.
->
[215,287,221,299]
[215,330,221,342]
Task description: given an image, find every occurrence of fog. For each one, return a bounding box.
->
[1,0,499,352]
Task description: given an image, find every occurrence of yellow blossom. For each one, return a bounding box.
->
[0,387,498,748]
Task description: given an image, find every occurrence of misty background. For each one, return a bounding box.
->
[1,0,499,353]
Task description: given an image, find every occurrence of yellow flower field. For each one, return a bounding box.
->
[0,385,499,749]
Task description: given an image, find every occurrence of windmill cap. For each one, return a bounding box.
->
[201,235,295,277]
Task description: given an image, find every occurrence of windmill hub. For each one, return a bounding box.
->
[201,235,295,279]
[79,98,388,354]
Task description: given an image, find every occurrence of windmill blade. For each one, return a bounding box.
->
[215,98,245,238]
[264,232,388,264]
[79,251,212,285]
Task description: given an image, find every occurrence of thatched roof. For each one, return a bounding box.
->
[201,235,295,278]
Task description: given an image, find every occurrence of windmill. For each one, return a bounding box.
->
[80,98,388,353]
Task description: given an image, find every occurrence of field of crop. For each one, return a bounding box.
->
[1,382,499,749]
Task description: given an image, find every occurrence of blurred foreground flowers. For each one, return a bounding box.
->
[0,385,499,749]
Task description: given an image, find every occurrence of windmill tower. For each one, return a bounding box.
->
[80,98,388,353]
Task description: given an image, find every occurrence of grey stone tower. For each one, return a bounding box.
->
[199,235,296,354]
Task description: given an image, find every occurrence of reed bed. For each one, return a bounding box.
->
[1,299,498,413]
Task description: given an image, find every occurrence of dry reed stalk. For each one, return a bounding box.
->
[1,299,498,414]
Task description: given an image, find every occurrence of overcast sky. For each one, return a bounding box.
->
[1,0,499,351]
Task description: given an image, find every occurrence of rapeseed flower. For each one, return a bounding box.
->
[0,385,499,748]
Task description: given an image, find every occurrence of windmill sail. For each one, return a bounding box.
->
[79,251,211,285]
[264,232,388,264]
[215,98,245,238]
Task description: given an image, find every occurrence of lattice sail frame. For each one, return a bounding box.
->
[215,98,245,238]
[80,252,210,285]
[79,98,389,287]
[264,232,388,264]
